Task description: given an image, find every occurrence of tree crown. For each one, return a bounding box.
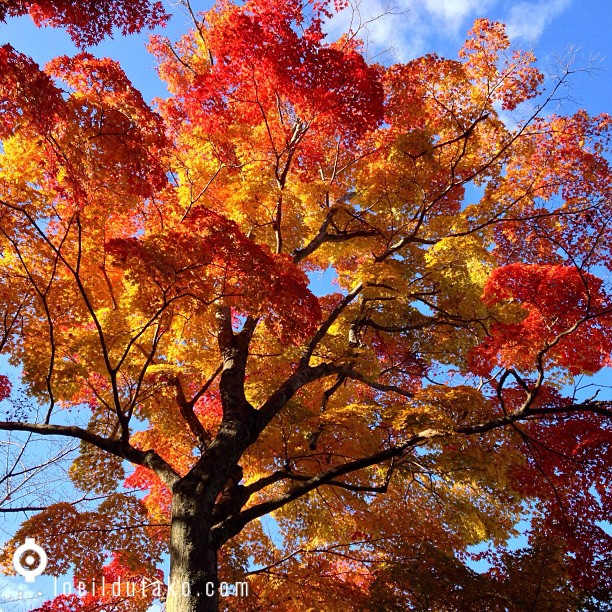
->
[0,1,611,610]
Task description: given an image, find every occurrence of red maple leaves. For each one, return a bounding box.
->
[150,0,384,160]
[470,264,612,375]
[0,375,11,401]
[1,0,168,47]
[0,44,64,138]
[106,206,322,342]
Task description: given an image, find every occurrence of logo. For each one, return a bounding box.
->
[12,538,48,583]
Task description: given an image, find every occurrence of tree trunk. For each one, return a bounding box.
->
[166,483,219,612]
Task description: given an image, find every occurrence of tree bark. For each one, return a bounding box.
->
[166,481,219,612]
[164,411,257,611]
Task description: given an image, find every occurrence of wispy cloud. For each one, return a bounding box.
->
[0,578,44,610]
[506,0,572,41]
[323,0,421,61]
[326,0,496,60]
[421,0,495,33]
[324,0,573,61]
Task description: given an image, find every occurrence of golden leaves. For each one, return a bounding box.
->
[1,495,164,580]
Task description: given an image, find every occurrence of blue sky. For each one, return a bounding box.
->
[0,0,611,608]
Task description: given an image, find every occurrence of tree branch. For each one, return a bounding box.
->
[212,429,443,544]
[0,421,179,488]
[302,283,363,363]
[255,362,342,435]
[456,400,612,435]
[171,375,212,449]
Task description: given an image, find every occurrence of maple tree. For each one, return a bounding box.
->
[0,1,612,610]
[0,0,168,47]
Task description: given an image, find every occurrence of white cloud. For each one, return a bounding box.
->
[506,0,572,41]
[323,0,573,61]
[359,2,428,62]
[421,0,494,33]
[324,0,496,61]
[0,578,44,610]
[323,0,425,61]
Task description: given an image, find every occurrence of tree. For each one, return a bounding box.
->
[0,0,168,47]
[0,1,611,610]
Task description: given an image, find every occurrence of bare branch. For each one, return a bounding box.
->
[0,421,179,488]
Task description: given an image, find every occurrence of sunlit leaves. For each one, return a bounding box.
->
[0,44,65,139]
[106,205,322,342]
[470,264,612,374]
[459,19,544,111]
[0,495,165,580]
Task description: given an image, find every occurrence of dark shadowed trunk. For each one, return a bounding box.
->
[164,311,303,610]
[165,408,257,611]
[166,480,219,612]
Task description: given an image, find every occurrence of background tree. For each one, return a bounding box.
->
[0,0,168,47]
[0,1,611,610]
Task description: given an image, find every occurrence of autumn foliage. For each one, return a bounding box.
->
[0,0,168,46]
[470,264,612,375]
[0,1,611,611]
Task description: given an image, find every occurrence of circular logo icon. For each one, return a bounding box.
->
[12,538,48,583]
